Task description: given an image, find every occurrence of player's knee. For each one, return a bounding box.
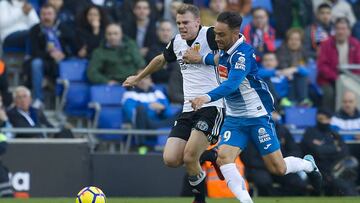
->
[269,163,286,176]
[163,154,182,168]
[216,151,233,166]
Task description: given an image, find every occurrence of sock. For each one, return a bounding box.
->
[284,156,314,174]
[220,163,253,203]
[188,170,206,203]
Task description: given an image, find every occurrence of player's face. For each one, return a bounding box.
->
[214,22,235,51]
[176,12,200,40]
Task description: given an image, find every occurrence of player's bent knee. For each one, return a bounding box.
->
[163,155,182,168]
[269,163,286,176]
[216,151,233,166]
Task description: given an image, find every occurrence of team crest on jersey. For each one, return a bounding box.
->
[193,42,201,52]
[235,56,246,70]
[196,120,209,131]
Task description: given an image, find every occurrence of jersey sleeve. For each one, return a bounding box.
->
[163,38,177,63]
[207,49,253,102]
[206,27,218,50]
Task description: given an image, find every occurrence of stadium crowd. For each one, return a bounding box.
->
[0,0,360,197]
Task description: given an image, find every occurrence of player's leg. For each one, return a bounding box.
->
[251,115,322,188]
[183,107,224,203]
[163,137,187,167]
[183,129,209,203]
[163,112,193,167]
[216,118,253,203]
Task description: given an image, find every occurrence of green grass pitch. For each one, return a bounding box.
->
[1,197,359,203]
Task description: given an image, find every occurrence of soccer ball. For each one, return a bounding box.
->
[76,186,106,203]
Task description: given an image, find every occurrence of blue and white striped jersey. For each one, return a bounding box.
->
[207,36,275,118]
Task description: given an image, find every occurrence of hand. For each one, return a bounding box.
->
[190,95,210,111]
[22,2,33,15]
[108,80,118,85]
[78,46,87,58]
[0,109,8,121]
[312,139,323,146]
[50,50,65,62]
[122,75,139,87]
[150,102,165,113]
[183,48,202,64]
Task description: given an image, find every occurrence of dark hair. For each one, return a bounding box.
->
[317,3,331,12]
[41,3,56,12]
[106,22,123,31]
[77,5,109,32]
[285,27,304,42]
[335,17,351,28]
[134,0,150,7]
[317,108,333,118]
[217,11,242,29]
[177,4,200,18]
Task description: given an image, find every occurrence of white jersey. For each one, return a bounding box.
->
[163,26,224,112]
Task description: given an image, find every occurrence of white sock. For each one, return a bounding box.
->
[220,163,253,203]
[284,156,314,174]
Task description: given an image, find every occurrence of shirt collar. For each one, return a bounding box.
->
[226,34,245,55]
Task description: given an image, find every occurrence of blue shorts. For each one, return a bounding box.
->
[218,115,280,156]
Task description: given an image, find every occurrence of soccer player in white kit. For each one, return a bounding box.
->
[123,4,224,203]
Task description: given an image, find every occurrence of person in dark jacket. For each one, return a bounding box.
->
[75,4,109,59]
[27,3,76,108]
[7,86,73,138]
[301,109,359,196]
[122,0,157,57]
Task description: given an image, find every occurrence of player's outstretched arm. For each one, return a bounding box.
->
[183,48,219,66]
[123,54,166,87]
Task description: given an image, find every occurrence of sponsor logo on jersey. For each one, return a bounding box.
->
[235,56,246,70]
[264,143,272,150]
[258,127,271,143]
[218,65,228,81]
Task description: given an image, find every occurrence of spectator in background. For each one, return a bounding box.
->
[0,0,39,49]
[87,23,145,85]
[241,112,309,196]
[27,4,76,108]
[47,0,74,28]
[238,0,253,32]
[122,72,179,145]
[7,86,73,138]
[276,28,311,106]
[0,95,13,139]
[88,0,120,22]
[243,7,276,63]
[122,0,157,57]
[258,52,287,107]
[145,20,177,84]
[163,0,183,35]
[317,17,360,111]
[304,3,334,60]
[76,5,109,59]
[272,0,313,39]
[331,90,360,141]
[301,109,359,196]
[326,0,356,27]
[200,0,227,26]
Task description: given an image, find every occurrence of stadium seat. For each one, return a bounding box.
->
[56,59,92,120]
[284,107,317,129]
[89,85,126,141]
